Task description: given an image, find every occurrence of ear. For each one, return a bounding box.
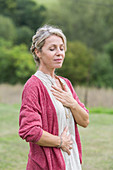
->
[34,48,41,59]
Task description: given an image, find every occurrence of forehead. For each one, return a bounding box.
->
[44,35,64,45]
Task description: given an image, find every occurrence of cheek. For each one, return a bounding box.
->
[63,53,65,59]
[44,55,54,64]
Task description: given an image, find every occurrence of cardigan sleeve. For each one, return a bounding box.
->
[19,82,43,143]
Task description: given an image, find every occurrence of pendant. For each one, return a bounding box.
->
[66,114,70,119]
[65,108,70,119]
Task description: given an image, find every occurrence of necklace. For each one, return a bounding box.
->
[44,72,71,119]
[64,107,71,119]
[44,73,55,85]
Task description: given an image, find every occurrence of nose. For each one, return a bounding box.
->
[56,48,62,56]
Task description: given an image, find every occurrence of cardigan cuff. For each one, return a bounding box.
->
[35,128,43,143]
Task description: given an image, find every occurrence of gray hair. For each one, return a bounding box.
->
[30,25,67,64]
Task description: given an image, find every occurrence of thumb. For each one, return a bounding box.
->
[63,84,68,92]
[63,126,68,132]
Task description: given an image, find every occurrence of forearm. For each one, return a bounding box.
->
[70,99,89,128]
[36,128,73,155]
[50,84,89,127]
[36,130,60,147]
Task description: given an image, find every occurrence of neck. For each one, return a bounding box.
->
[38,66,55,78]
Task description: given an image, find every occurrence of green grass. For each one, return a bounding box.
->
[80,113,113,170]
[0,103,29,170]
[89,107,113,114]
[0,103,113,170]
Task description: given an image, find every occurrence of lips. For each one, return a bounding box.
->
[54,58,62,62]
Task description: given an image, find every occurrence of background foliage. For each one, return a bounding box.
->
[0,38,35,84]
[0,0,113,88]
[57,41,94,85]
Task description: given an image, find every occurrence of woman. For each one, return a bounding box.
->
[19,25,89,170]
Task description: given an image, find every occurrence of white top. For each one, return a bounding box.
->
[34,70,82,170]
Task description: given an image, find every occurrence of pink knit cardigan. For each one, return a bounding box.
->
[19,75,88,170]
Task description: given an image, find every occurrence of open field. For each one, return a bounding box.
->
[1,84,113,108]
[80,114,113,170]
[0,103,113,170]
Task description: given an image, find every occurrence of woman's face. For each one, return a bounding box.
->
[37,35,65,72]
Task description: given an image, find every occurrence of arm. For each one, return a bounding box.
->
[36,130,60,147]
[51,84,89,128]
[36,127,73,155]
[69,98,89,127]
[19,82,73,154]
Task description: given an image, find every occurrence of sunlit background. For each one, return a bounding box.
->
[0,0,113,169]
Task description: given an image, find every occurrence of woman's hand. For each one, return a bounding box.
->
[51,84,89,128]
[51,84,76,108]
[60,126,73,155]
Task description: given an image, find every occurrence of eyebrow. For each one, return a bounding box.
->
[49,43,64,47]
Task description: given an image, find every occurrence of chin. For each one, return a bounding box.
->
[55,65,63,69]
[55,63,63,68]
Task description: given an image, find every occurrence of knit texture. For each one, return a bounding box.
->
[19,75,89,169]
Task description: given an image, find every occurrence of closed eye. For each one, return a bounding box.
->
[50,48,55,51]
[60,48,64,51]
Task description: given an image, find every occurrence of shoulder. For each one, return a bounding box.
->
[22,75,44,96]
[24,75,44,89]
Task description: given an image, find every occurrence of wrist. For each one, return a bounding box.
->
[70,99,78,110]
[57,136,63,148]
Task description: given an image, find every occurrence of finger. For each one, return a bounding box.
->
[52,96,65,104]
[69,145,73,150]
[63,84,68,92]
[67,149,71,155]
[51,89,63,98]
[70,141,73,145]
[51,85,63,93]
[63,126,68,132]
[51,90,62,97]
[67,134,72,140]
[63,85,73,96]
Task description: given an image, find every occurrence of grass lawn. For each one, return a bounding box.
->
[80,113,113,170]
[0,103,113,170]
[0,104,29,170]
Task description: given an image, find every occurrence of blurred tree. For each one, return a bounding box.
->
[0,39,35,84]
[102,41,113,88]
[0,0,47,31]
[0,15,16,42]
[15,26,33,47]
[103,41,113,65]
[0,0,16,15]
[57,41,94,85]
[13,0,46,30]
[11,44,36,83]
[89,52,113,88]
[48,0,113,50]
[0,38,13,47]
